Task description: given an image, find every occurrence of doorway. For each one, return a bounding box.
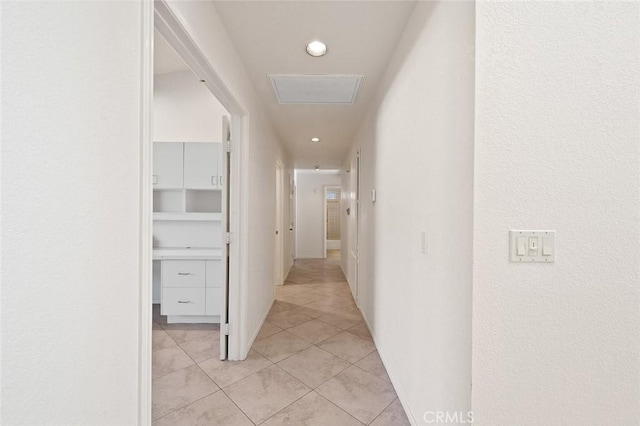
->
[349,150,360,303]
[274,162,284,286]
[323,185,342,258]
[141,1,248,422]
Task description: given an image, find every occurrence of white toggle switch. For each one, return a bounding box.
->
[510,230,555,263]
[542,237,553,256]
[528,237,538,255]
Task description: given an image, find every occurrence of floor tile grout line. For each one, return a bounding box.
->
[254,387,314,425]
[313,389,369,426]
[151,388,222,424]
[252,364,315,425]
[291,342,354,390]
[367,397,400,425]
[219,386,259,426]
[153,253,403,424]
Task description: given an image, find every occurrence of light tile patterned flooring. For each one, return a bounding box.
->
[152,250,410,425]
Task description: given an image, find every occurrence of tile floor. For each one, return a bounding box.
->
[152,250,410,425]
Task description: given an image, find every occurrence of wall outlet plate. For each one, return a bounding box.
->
[509,230,555,263]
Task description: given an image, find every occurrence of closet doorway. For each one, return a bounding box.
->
[323,186,342,258]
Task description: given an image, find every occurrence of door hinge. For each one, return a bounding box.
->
[225,140,231,153]
[224,323,230,336]
[225,232,231,245]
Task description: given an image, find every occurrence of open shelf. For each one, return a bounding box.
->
[153,189,184,213]
[186,189,221,213]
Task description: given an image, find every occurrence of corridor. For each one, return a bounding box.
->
[152,251,410,425]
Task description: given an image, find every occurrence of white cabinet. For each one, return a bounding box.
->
[160,259,221,320]
[184,143,219,189]
[163,288,206,316]
[153,142,183,188]
[205,260,222,316]
[153,141,223,324]
[206,287,222,316]
[162,260,205,288]
[206,260,222,288]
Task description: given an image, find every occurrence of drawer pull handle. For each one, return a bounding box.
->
[178,300,192,304]
[177,272,191,276]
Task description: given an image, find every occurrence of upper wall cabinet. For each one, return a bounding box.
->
[184,143,220,189]
[153,142,184,189]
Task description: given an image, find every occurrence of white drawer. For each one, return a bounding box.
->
[206,287,222,316]
[206,260,222,288]
[162,288,206,316]
[162,260,205,288]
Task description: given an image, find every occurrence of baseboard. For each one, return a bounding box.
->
[245,298,275,356]
[360,312,419,425]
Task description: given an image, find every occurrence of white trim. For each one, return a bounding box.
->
[234,114,250,360]
[359,313,417,425]
[138,0,154,424]
[246,299,275,353]
[145,0,248,373]
[155,0,247,361]
[154,2,244,116]
[274,161,284,286]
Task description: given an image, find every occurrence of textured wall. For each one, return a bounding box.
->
[473,2,640,424]
[2,2,142,424]
[346,2,475,423]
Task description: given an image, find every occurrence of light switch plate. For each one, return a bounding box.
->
[510,230,555,263]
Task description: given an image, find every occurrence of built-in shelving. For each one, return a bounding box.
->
[152,142,224,323]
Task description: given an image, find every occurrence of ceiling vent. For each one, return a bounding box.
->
[268,74,363,104]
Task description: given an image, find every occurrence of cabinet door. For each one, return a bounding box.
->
[163,288,206,316]
[153,142,183,188]
[184,143,218,189]
[206,260,222,288]
[206,287,221,316]
[162,260,206,288]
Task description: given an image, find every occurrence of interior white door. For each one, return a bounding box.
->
[219,117,230,360]
[153,142,183,188]
[184,142,218,189]
[275,163,283,286]
[351,151,360,303]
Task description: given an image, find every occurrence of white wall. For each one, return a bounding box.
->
[343,2,475,423]
[473,3,640,425]
[154,70,229,142]
[295,171,341,259]
[165,1,291,357]
[1,2,142,424]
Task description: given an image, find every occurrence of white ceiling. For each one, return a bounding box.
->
[154,30,190,75]
[213,1,417,169]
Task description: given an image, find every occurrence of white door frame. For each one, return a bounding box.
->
[274,162,284,286]
[139,1,249,423]
[352,150,361,304]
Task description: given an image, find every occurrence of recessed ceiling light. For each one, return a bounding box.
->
[306,41,327,57]
[314,165,320,171]
[310,137,320,143]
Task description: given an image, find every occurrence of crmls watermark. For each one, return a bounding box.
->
[423,411,474,424]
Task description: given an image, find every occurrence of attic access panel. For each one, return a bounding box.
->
[269,74,363,104]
